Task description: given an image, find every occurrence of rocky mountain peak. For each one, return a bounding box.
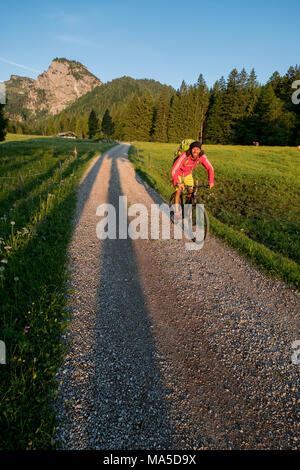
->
[5,58,102,120]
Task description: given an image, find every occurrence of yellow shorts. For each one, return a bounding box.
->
[175,174,194,190]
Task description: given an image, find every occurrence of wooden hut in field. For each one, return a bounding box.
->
[53,132,77,139]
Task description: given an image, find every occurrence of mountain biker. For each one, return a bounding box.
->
[171,141,214,219]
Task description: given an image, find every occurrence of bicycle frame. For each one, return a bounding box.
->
[180,184,210,205]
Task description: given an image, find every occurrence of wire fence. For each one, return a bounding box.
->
[0,148,78,181]
[0,153,78,196]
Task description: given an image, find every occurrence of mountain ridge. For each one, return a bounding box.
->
[59,75,174,118]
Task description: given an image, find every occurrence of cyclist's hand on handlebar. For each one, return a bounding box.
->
[209,182,214,189]
[178,183,185,191]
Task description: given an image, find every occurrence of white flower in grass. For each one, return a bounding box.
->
[1,259,8,264]
[11,221,15,225]
[0,266,5,271]
[14,276,19,281]
[4,246,12,250]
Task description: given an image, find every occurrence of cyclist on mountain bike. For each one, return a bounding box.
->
[171,141,215,219]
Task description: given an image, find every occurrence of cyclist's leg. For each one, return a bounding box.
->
[174,190,182,218]
[183,174,194,204]
[174,176,183,217]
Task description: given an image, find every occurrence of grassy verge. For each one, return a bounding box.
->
[0,138,116,449]
[128,143,300,290]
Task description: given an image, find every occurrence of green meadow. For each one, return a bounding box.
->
[0,133,49,143]
[129,142,300,290]
[0,137,115,449]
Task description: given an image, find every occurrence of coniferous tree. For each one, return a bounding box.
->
[0,104,8,141]
[110,103,127,140]
[101,108,115,138]
[205,78,227,143]
[167,92,183,142]
[88,109,98,139]
[69,115,76,133]
[46,116,54,135]
[136,89,154,141]
[59,111,68,132]
[123,93,141,140]
[75,115,84,138]
[167,82,193,143]
[222,68,244,142]
[232,68,260,144]
[192,74,210,142]
[254,84,295,145]
[152,86,170,142]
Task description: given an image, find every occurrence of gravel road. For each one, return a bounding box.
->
[53,143,299,450]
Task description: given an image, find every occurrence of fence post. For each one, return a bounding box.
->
[18,174,23,195]
[59,161,62,182]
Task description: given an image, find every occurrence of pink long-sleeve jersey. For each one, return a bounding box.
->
[171,152,214,186]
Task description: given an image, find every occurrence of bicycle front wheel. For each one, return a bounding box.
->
[190,202,210,241]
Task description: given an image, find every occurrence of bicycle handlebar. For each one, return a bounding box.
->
[179,184,210,189]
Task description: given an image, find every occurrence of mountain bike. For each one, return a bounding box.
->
[169,182,210,241]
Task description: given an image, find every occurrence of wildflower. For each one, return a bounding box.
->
[0,266,5,272]
[14,318,18,322]
[1,259,8,263]
[14,276,19,281]
[4,246,12,250]
[11,221,15,225]
[24,326,30,333]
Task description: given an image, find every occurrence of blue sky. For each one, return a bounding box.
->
[1,0,299,89]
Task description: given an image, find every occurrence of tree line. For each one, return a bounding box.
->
[2,65,300,145]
